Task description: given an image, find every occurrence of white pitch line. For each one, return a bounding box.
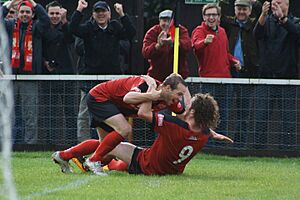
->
[22,176,97,200]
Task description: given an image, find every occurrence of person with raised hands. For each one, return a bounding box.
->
[253,0,300,149]
[69,0,136,75]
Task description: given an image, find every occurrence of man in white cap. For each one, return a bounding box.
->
[219,0,261,147]
[142,9,192,82]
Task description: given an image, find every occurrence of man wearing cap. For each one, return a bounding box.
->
[142,9,191,82]
[219,0,261,147]
[2,0,50,144]
[219,0,261,78]
[69,0,136,75]
[219,0,262,19]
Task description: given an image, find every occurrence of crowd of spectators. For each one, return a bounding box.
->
[0,0,299,146]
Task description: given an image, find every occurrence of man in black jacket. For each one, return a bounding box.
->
[42,1,75,74]
[71,0,136,143]
[40,1,77,145]
[70,0,136,75]
[253,0,300,149]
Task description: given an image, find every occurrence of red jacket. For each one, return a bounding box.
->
[192,22,236,78]
[142,24,191,82]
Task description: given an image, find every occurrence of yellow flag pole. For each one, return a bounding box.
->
[173,27,180,74]
[172,0,180,74]
[172,0,180,116]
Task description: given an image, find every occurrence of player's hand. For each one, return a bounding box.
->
[114,3,124,17]
[77,0,88,12]
[210,129,234,143]
[142,75,157,90]
[204,34,214,45]
[220,135,234,143]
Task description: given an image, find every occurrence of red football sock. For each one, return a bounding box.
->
[89,131,125,162]
[108,159,128,172]
[60,139,100,160]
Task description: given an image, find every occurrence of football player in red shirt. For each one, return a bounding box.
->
[53,92,233,175]
[106,92,233,175]
[52,74,191,175]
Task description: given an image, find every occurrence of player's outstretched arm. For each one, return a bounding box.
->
[210,129,234,143]
[123,89,161,104]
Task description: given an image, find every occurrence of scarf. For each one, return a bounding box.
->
[11,19,33,72]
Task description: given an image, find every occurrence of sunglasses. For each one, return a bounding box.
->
[9,10,16,14]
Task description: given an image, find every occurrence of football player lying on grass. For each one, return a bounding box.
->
[53,92,233,175]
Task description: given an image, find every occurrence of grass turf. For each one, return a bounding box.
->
[0,152,299,200]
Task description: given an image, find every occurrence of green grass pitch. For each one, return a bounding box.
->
[1,152,299,200]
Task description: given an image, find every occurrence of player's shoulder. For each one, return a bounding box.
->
[156,113,188,130]
[109,75,141,84]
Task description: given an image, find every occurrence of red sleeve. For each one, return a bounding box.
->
[228,52,238,65]
[179,26,192,53]
[192,26,207,51]
[142,26,161,59]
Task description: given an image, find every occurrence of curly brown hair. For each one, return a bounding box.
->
[190,93,220,130]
